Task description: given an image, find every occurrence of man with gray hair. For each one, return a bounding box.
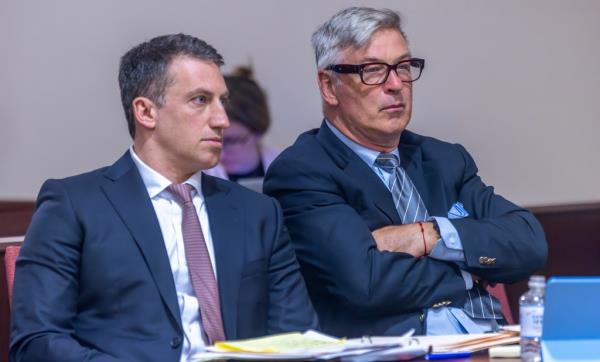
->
[265,7,547,336]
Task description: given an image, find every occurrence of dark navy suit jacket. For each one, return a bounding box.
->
[264,122,547,337]
[10,151,318,362]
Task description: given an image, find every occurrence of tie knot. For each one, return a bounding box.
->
[375,152,400,171]
[168,183,194,205]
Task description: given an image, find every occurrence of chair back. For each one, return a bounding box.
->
[488,283,514,324]
[4,245,21,308]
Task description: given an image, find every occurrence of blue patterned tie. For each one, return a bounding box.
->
[463,283,503,321]
[375,153,429,223]
[375,153,503,321]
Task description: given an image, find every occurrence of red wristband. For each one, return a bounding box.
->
[418,221,427,255]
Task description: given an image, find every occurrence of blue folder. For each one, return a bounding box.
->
[541,276,600,362]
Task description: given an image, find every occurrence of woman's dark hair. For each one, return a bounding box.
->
[224,66,271,136]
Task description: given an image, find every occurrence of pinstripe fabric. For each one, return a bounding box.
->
[374,153,502,320]
[168,183,226,344]
[375,153,429,223]
[463,283,503,320]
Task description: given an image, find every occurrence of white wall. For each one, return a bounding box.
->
[2,0,599,206]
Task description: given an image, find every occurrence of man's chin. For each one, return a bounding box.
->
[197,152,221,171]
[385,116,410,134]
[202,159,220,170]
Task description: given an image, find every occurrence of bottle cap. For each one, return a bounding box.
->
[529,275,546,288]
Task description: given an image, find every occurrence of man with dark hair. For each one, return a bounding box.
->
[264,7,547,337]
[10,33,317,362]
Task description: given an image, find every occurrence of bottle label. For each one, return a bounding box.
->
[520,305,544,337]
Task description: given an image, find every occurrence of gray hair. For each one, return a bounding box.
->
[311,7,407,70]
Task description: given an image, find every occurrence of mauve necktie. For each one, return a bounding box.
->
[168,183,226,344]
[374,153,502,320]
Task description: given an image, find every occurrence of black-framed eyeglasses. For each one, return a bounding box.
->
[325,58,425,85]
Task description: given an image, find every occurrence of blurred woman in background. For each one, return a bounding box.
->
[206,67,278,185]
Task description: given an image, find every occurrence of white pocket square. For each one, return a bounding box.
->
[448,202,469,219]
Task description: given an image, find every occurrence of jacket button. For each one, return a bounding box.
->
[478,256,496,265]
[170,336,182,349]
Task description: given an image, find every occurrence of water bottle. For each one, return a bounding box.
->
[520,275,545,362]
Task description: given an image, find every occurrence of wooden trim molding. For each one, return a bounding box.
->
[0,201,35,239]
[528,201,600,214]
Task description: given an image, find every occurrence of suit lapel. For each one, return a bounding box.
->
[100,151,181,330]
[202,175,243,340]
[317,122,401,225]
[399,134,448,217]
[317,121,449,222]
[398,141,431,212]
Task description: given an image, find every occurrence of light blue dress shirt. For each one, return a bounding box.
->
[325,121,490,334]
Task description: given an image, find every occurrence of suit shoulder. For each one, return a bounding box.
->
[39,165,110,194]
[402,130,467,160]
[207,175,277,207]
[402,129,455,149]
[61,166,110,184]
[270,128,327,169]
[282,128,320,154]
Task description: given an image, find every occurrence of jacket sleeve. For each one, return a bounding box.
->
[10,179,122,362]
[264,155,468,314]
[265,198,320,332]
[449,144,548,282]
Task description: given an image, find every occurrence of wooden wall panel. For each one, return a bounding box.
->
[505,203,600,323]
[1,201,34,361]
[0,202,35,238]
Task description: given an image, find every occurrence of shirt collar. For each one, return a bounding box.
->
[325,119,400,168]
[129,146,204,200]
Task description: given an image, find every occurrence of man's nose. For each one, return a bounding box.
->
[383,68,406,92]
[211,101,230,128]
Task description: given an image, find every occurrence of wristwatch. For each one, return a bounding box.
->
[431,218,441,240]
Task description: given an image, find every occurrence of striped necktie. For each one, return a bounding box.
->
[168,183,226,344]
[375,152,429,223]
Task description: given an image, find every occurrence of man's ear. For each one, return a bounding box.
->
[132,97,159,131]
[317,71,339,107]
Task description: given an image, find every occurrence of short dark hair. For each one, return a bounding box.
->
[224,66,271,136]
[118,33,224,138]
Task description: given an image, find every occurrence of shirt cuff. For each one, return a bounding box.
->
[460,269,473,289]
[428,216,465,262]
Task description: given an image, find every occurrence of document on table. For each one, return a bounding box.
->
[357,328,520,356]
[413,329,520,353]
[213,330,344,353]
[192,329,428,361]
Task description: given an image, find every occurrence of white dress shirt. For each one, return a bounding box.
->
[130,146,216,361]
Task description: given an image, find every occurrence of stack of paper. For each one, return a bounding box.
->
[414,329,520,353]
[193,329,428,361]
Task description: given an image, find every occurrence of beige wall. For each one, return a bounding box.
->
[2,0,599,206]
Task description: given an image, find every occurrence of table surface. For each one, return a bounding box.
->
[414,351,521,362]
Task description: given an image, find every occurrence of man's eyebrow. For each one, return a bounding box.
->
[359,53,412,64]
[183,87,229,102]
[184,87,212,98]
